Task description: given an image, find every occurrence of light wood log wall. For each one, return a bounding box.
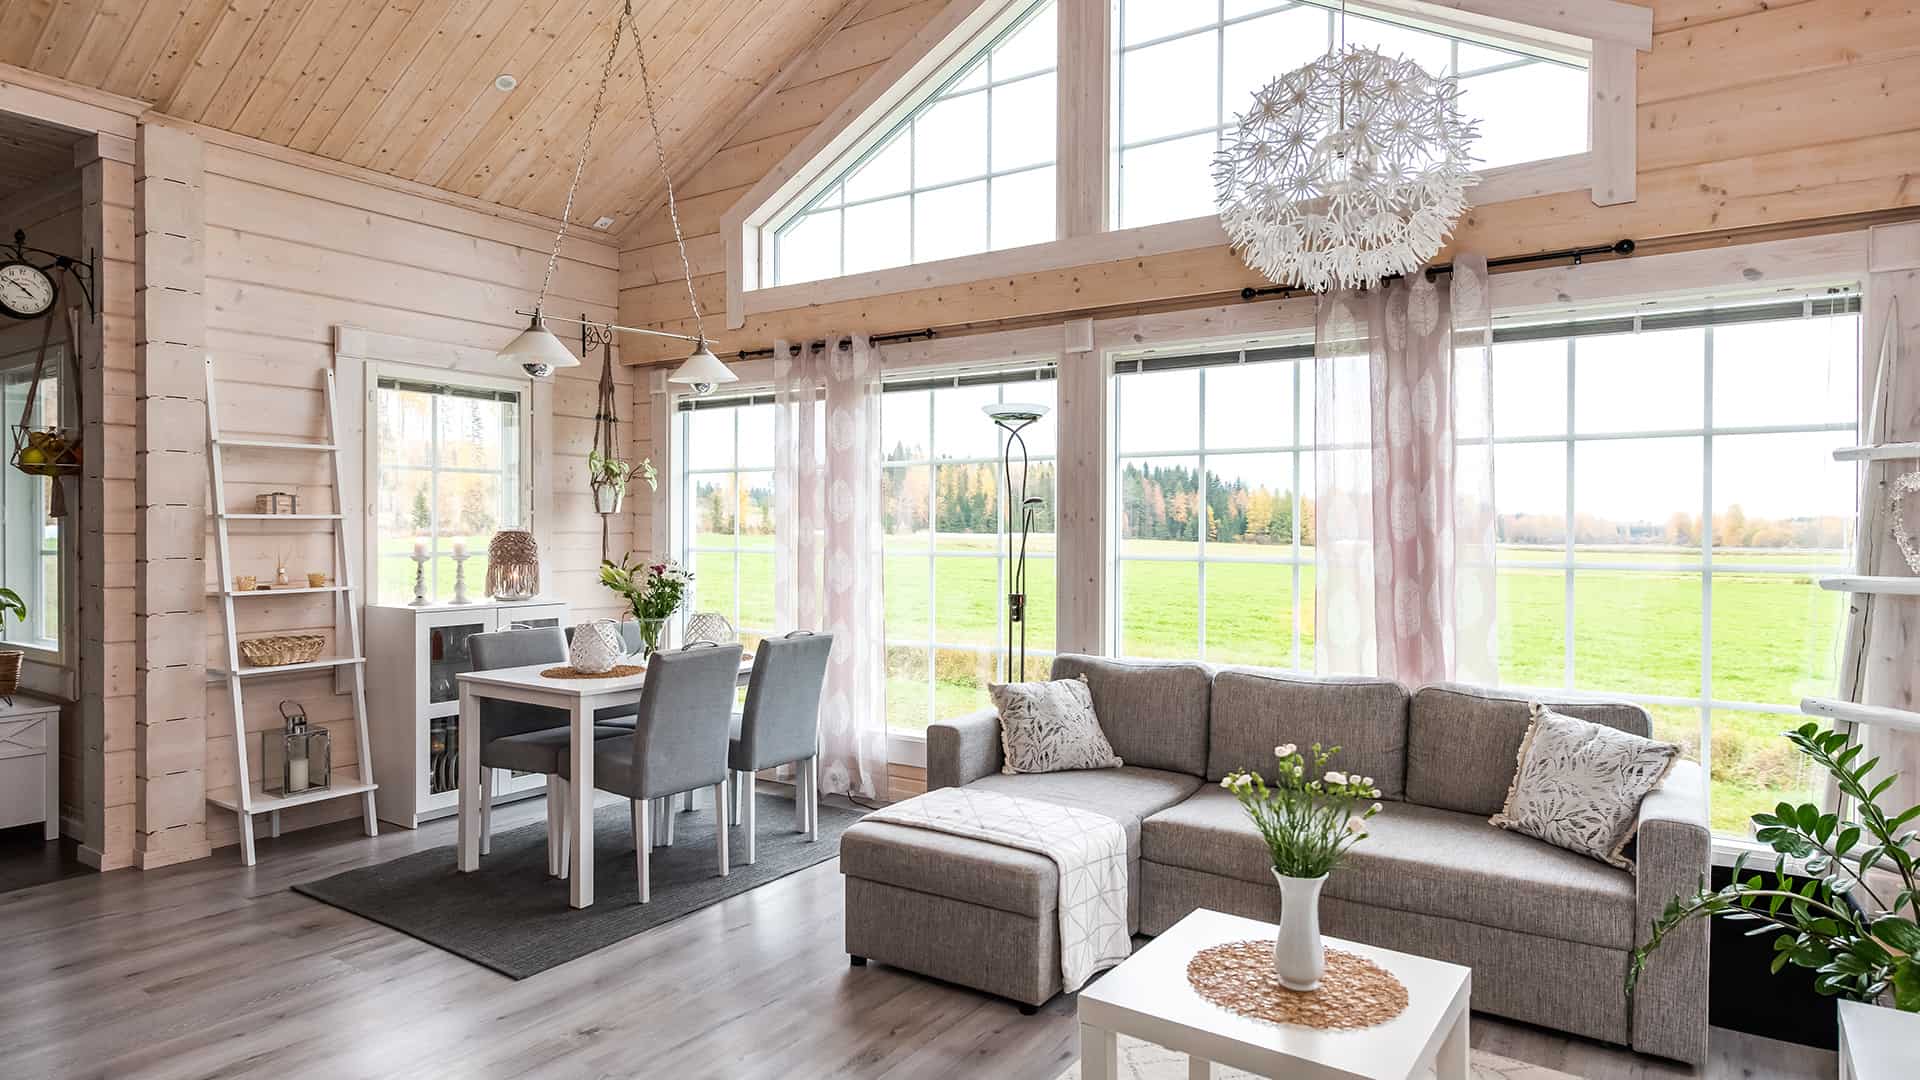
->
[196,138,628,850]
[617,0,1920,360]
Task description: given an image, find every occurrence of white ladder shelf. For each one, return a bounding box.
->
[204,360,377,865]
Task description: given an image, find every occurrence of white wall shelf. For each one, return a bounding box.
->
[1818,575,1920,596]
[1800,697,1920,735]
[1833,442,1920,461]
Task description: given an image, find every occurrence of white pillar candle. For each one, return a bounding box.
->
[452,538,467,557]
[413,537,427,559]
[288,754,310,793]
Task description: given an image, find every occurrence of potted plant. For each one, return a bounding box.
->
[1220,744,1383,990]
[587,452,657,515]
[0,586,29,698]
[1630,722,1919,1011]
[598,555,693,658]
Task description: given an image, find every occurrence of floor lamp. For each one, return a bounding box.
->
[985,402,1049,683]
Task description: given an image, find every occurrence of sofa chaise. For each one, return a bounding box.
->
[838,654,1711,1065]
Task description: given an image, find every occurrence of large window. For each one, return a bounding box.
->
[883,368,1058,732]
[770,0,1057,285]
[1114,0,1589,228]
[0,364,60,649]
[1488,293,1860,835]
[373,375,524,604]
[1112,349,1315,668]
[679,397,777,642]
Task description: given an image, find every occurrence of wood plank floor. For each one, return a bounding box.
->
[0,796,1840,1080]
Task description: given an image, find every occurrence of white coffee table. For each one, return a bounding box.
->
[1078,909,1471,1080]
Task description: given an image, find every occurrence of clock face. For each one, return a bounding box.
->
[0,262,56,320]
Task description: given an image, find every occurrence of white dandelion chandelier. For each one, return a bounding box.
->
[1214,45,1478,292]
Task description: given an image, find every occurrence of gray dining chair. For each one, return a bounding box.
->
[729,631,833,863]
[470,626,629,876]
[558,642,745,903]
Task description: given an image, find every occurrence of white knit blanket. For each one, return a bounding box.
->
[866,786,1131,991]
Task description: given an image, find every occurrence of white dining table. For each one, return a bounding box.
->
[454,656,754,909]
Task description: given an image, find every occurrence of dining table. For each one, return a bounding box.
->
[455,654,754,909]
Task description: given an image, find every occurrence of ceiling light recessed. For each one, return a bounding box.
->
[591,216,615,230]
[494,73,518,92]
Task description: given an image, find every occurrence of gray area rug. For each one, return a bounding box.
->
[294,790,863,978]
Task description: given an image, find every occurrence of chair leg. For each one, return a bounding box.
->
[480,769,495,856]
[732,770,744,823]
[634,797,652,903]
[682,790,696,813]
[794,764,806,834]
[804,756,819,841]
[546,780,560,877]
[662,797,677,846]
[713,780,729,877]
[743,770,758,865]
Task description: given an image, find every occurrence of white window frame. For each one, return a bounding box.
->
[0,357,71,661]
[722,0,1647,328]
[364,361,533,606]
[675,395,778,641]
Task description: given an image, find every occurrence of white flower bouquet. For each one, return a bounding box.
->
[1220,743,1384,880]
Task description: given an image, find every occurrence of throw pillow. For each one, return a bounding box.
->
[1490,702,1680,871]
[990,676,1124,775]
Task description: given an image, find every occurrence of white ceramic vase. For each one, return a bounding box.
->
[1271,869,1328,991]
[568,618,624,674]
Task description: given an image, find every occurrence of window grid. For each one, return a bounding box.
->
[1112,0,1587,229]
[373,381,521,605]
[773,0,1058,285]
[681,405,775,639]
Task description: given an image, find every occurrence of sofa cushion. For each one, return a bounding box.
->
[1206,667,1409,797]
[1051,654,1211,776]
[1405,683,1653,817]
[967,765,1204,860]
[1140,787,1636,949]
[990,677,1123,774]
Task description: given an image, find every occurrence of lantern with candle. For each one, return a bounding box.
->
[263,700,330,796]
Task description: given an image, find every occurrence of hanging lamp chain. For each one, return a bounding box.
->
[625,2,708,345]
[536,0,630,313]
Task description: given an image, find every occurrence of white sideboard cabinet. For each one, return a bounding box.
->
[365,599,568,828]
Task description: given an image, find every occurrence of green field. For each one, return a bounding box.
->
[687,532,1841,834]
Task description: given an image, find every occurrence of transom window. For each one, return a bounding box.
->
[372,375,524,604]
[1115,0,1590,228]
[679,397,778,645]
[770,0,1058,285]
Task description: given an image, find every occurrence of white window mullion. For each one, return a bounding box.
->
[1699,325,1716,796]
[1562,338,1575,690]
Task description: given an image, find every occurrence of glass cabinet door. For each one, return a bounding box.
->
[427,620,489,705]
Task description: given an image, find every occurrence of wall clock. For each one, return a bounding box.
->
[0,260,56,321]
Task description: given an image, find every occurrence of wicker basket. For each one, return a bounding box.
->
[239,634,326,668]
[0,649,21,697]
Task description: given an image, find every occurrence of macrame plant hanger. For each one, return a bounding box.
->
[586,318,620,562]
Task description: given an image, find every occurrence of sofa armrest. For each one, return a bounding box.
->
[926,707,1003,790]
[1629,758,1712,1065]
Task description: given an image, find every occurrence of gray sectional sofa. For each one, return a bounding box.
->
[839,654,1712,1065]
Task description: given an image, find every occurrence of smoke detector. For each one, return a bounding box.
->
[494,73,518,92]
[592,216,615,230]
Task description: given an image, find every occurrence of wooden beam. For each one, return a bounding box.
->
[1588,41,1635,205]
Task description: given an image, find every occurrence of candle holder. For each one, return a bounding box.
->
[451,549,473,604]
[263,701,330,796]
[409,549,431,606]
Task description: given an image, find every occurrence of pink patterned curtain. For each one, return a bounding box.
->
[773,335,888,800]
[1313,255,1497,686]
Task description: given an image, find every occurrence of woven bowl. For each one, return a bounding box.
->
[239,634,326,667]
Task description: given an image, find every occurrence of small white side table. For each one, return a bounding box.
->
[1079,909,1471,1080]
[1838,999,1919,1080]
[0,691,61,840]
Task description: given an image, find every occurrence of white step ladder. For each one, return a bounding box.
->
[1804,297,1920,750]
[204,359,377,865]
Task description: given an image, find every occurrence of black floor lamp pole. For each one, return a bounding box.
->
[987,403,1049,684]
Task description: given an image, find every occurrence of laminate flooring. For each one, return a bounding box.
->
[0,795,1840,1080]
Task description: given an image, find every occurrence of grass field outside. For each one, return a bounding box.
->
[689,530,1844,834]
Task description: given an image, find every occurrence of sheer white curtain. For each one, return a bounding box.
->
[1313,255,1497,686]
[773,335,888,800]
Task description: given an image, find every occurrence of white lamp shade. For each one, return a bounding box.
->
[666,342,738,388]
[496,314,579,372]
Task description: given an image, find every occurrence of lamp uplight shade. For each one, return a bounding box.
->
[984,402,1050,424]
[485,529,541,601]
[666,341,737,392]
[496,312,579,374]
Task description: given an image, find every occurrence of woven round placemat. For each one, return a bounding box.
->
[539,664,646,679]
[1185,940,1409,1030]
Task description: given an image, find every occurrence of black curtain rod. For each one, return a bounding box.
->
[733,328,936,362]
[1238,239,1636,301]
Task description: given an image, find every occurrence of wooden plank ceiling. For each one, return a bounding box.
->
[0,0,860,232]
[0,112,82,203]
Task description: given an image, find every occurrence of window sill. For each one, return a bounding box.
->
[887,729,927,770]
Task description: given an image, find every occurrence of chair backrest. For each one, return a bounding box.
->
[735,631,834,771]
[469,626,569,742]
[629,642,745,795]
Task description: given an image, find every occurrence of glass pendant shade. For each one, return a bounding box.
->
[666,341,738,393]
[497,312,580,374]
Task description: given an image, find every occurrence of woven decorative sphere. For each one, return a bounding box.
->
[486,529,541,600]
[1213,47,1478,292]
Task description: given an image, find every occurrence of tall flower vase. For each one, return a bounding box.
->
[636,618,669,659]
[1272,870,1328,991]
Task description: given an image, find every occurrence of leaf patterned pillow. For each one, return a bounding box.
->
[1490,702,1680,871]
[990,676,1123,775]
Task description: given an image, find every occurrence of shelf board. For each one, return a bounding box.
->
[215,586,351,597]
[1800,697,1920,735]
[214,439,337,451]
[219,513,343,520]
[208,780,376,815]
[211,656,367,677]
[1833,442,1920,462]
[1818,575,1920,596]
